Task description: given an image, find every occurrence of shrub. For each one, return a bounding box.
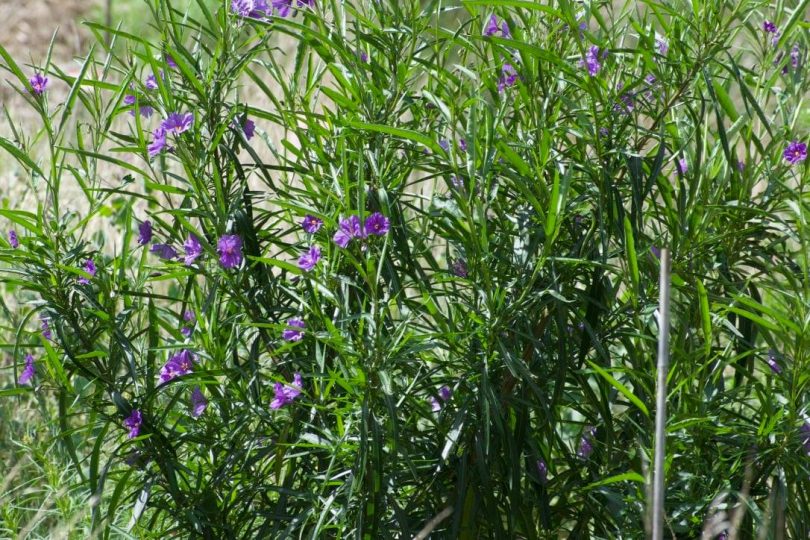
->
[0,0,808,537]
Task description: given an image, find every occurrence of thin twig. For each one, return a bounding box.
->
[413,506,453,540]
[652,249,671,540]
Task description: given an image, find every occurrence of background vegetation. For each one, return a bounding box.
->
[0,0,808,538]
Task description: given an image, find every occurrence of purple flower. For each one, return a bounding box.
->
[439,385,452,401]
[333,215,363,248]
[159,349,195,384]
[439,139,450,153]
[536,459,548,484]
[190,387,208,418]
[8,230,19,248]
[656,38,668,56]
[183,234,203,265]
[242,118,255,140]
[676,157,688,174]
[651,246,661,260]
[762,21,777,34]
[429,397,441,412]
[217,234,243,268]
[138,220,153,245]
[577,426,596,459]
[29,72,48,95]
[150,243,178,260]
[301,215,323,234]
[364,212,390,236]
[41,318,52,341]
[145,73,160,91]
[451,258,468,277]
[19,354,35,385]
[148,126,168,158]
[784,140,807,165]
[766,349,782,374]
[359,51,369,63]
[581,45,602,76]
[161,112,194,135]
[282,318,305,342]
[484,14,510,38]
[124,94,153,118]
[78,259,97,285]
[458,138,468,153]
[165,54,178,69]
[790,44,800,69]
[123,409,143,439]
[184,234,203,265]
[181,310,195,337]
[270,372,303,409]
[498,63,518,92]
[297,245,321,272]
[232,0,269,18]
[484,15,499,36]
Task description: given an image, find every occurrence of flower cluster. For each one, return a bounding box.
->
[149,112,193,158]
[333,212,390,248]
[78,259,97,285]
[428,385,452,412]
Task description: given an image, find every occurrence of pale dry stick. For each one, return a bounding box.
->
[651,248,671,540]
[412,506,453,540]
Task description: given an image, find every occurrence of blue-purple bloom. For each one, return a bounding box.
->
[766,349,782,374]
[190,387,208,418]
[78,259,96,285]
[297,245,321,272]
[183,233,202,266]
[242,118,256,140]
[138,220,153,245]
[333,215,364,248]
[148,126,168,158]
[784,140,807,165]
[451,258,468,277]
[150,243,178,260]
[159,349,195,384]
[301,215,323,233]
[19,354,35,385]
[577,426,596,459]
[184,234,203,265]
[581,45,602,76]
[41,317,52,340]
[676,157,688,174]
[124,94,153,118]
[29,72,48,95]
[484,14,511,39]
[232,0,269,18]
[145,73,160,90]
[656,38,668,56]
[8,230,19,248]
[790,44,800,69]
[364,212,390,236]
[181,310,195,337]
[439,139,450,153]
[123,409,143,439]
[536,459,548,484]
[763,21,777,34]
[498,63,518,92]
[270,372,303,409]
[161,112,194,135]
[217,234,243,268]
[282,318,305,342]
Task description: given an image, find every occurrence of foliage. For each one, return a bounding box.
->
[0,0,808,537]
